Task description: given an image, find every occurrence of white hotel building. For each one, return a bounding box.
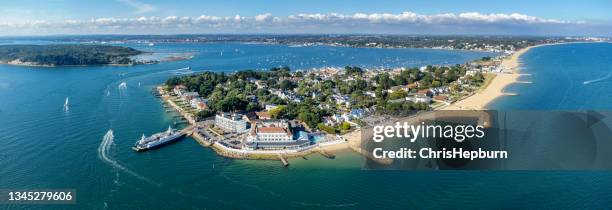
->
[215,113,248,133]
[245,121,310,150]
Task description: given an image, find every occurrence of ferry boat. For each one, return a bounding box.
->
[132,126,185,151]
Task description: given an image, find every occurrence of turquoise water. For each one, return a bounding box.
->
[489,42,612,109]
[0,42,504,209]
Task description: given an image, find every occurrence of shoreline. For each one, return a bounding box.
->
[443,41,605,110]
[0,61,141,68]
[156,85,351,163]
[442,44,538,110]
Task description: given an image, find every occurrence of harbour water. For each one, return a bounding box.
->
[0,42,499,209]
[2,42,612,209]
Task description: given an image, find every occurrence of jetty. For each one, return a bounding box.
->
[278,153,289,167]
[318,149,335,159]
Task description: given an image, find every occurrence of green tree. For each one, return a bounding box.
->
[340,122,351,130]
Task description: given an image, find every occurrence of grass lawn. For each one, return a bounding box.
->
[477,73,496,93]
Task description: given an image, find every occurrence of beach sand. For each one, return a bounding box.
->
[443,45,536,110]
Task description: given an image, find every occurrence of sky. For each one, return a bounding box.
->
[0,0,611,36]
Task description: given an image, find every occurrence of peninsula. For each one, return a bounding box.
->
[0,44,143,67]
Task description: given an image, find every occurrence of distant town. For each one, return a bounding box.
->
[31,34,610,53]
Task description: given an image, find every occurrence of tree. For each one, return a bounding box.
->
[280,80,296,91]
[389,89,409,100]
[269,105,286,119]
[246,102,259,112]
[195,110,215,120]
[431,80,441,87]
[317,123,337,134]
[340,122,351,130]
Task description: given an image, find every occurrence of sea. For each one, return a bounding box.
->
[1,41,612,209]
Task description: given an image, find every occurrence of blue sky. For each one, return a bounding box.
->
[1,0,611,36]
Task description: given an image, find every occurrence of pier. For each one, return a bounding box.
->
[278,153,289,167]
[318,149,335,159]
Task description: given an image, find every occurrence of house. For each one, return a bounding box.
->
[331,114,344,123]
[341,113,352,121]
[246,95,258,102]
[195,102,208,111]
[364,91,376,98]
[254,80,267,89]
[332,95,351,107]
[417,89,433,97]
[466,70,479,76]
[181,92,199,101]
[406,94,432,104]
[255,111,272,120]
[265,104,278,111]
[190,98,208,111]
[430,87,449,95]
[349,109,365,118]
[173,85,187,96]
[322,117,335,126]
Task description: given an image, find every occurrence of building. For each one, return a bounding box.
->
[406,94,432,104]
[245,121,310,150]
[181,92,199,101]
[265,104,278,111]
[349,109,365,118]
[215,113,248,133]
[364,91,376,98]
[255,111,271,120]
[173,85,187,95]
[417,89,432,97]
[190,98,208,111]
[250,127,292,142]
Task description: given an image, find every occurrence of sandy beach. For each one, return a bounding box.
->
[443,45,537,110]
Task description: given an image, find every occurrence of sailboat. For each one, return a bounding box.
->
[64,97,69,111]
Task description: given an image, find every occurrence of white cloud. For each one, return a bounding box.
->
[116,0,156,14]
[0,11,603,36]
[255,13,273,22]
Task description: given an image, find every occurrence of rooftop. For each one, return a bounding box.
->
[258,127,286,133]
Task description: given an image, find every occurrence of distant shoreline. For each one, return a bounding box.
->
[0,60,138,67]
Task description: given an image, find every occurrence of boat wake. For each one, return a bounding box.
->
[118,82,127,89]
[164,67,194,76]
[583,71,612,85]
[98,129,159,186]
